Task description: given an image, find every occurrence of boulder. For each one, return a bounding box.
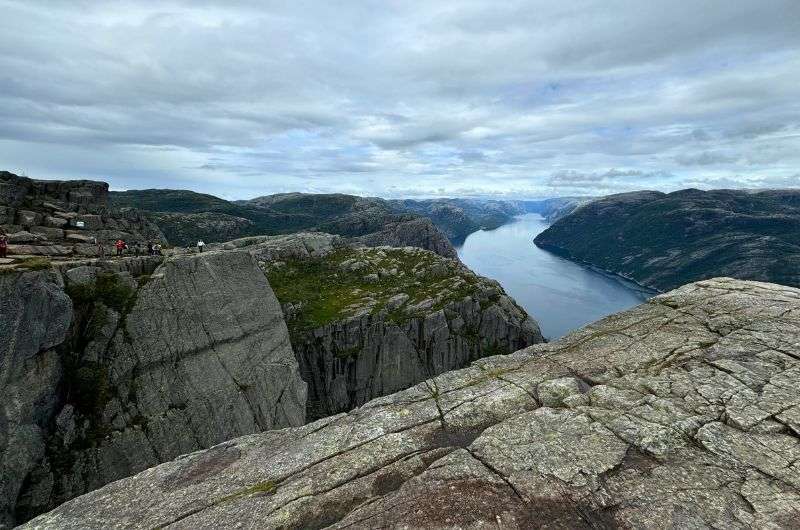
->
[15,210,41,226]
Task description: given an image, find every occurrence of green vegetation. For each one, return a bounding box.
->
[219,480,277,503]
[267,247,481,332]
[65,272,135,313]
[534,188,800,291]
[11,256,52,271]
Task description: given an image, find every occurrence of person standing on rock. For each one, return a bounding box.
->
[0,234,7,259]
[94,237,105,258]
[197,240,205,253]
[147,241,154,255]
[115,239,125,257]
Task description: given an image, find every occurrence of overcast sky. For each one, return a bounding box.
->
[1,1,799,199]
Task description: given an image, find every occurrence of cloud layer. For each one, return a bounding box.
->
[1,0,799,198]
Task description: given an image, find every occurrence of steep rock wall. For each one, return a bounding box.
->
[0,251,305,528]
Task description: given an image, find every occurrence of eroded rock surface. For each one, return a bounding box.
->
[1,251,306,527]
[1,171,165,258]
[255,235,543,420]
[25,277,800,528]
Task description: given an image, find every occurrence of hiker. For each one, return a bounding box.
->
[197,240,205,253]
[147,241,154,255]
[94,237,105,258]
[115,239,125,257]
[0,234,7,259]
[133,242,141,256]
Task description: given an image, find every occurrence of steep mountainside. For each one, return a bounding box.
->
[0,171,165,257]
[220,232,542,420]
[0,251,306,527]
[110,190,457,257]
[534,188,800,291]
[388,199,521,243]
[517,196,594,223]
[26,277,800,529]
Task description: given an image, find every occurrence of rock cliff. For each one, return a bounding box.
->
[23,278,800,528]
[534,188,800,291]
[0,171,165,258]
[227,233,542,420]
[0,250,306,528]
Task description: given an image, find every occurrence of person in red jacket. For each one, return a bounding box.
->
[0,234,8,259]
[115,239,125,257]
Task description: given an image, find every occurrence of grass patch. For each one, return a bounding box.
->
[266,247,481,332]
[13,256,52,271]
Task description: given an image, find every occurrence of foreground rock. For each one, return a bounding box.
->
[534,188,800,290]
[233,233,542,419]
[25,277,800,528]
[1,251,305,527]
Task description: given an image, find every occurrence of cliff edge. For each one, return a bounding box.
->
[23,277,800,528]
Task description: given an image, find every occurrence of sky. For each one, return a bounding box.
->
[1,1,799,200]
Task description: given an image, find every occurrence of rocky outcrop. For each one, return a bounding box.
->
[0,251,306,527]
[0,171,165,258]
[241,233,542,420]
[349,217,458,259]
[534,188,800,290]
[23,277,800,528]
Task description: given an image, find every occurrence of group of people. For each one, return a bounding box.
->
[100,239,163,258]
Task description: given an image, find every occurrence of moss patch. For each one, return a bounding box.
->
[12,256,52,271]
[266,247,482,332]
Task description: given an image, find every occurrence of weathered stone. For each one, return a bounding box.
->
[2,251,306,527]
[29,226,65,240]
[15,210,42,226]
[0,270,72,530]
[23,278,800,529]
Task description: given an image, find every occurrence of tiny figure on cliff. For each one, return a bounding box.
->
[197,240,205,253]
[115,239,125,257]
[0,234,7,258]
[147,241,154,255]
[95,237,105,258]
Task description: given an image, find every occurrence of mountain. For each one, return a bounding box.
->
[534,188,800,291]
[387,199,521,243]
[514,196,595,223]
[110,190,458,257]
[23,277,800,529]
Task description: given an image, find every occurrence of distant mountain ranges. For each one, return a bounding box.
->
[109,188,589,248]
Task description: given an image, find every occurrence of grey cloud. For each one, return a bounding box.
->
[675,151,738,166]
[0,0,798,198]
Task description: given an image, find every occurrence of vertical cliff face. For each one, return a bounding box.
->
[249,233,544,420]
[0,251,306,528]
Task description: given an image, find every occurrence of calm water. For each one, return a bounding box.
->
[456,214,653,339]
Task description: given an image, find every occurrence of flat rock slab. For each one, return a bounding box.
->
[22,277,800,529]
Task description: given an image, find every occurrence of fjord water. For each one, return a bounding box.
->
[456,214,653,339]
